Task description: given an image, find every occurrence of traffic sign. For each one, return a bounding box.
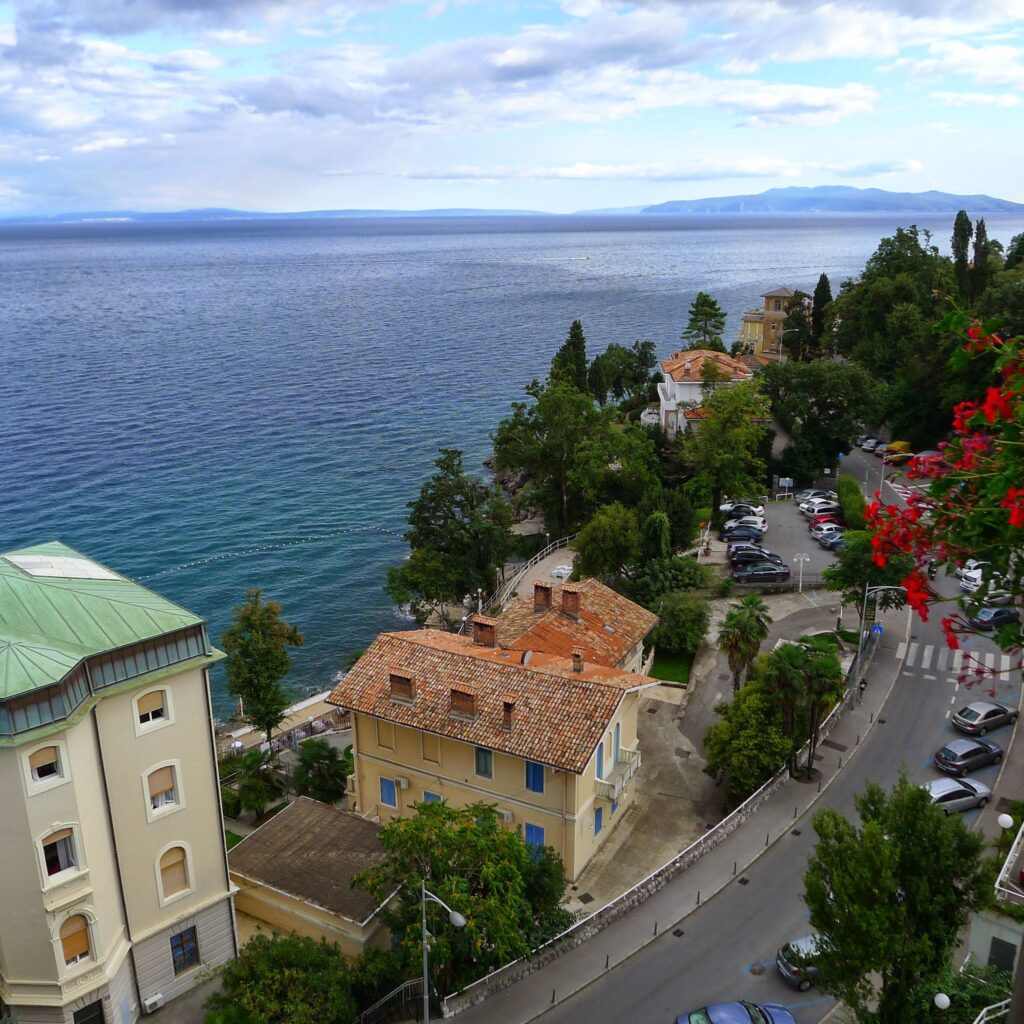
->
[871,624,884,636]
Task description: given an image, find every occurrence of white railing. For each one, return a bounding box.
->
[494,533,579,611]
[970,999,1010,1023]
[995,819,1024,906]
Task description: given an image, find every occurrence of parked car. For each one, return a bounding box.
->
[793,488,837,504]
[732,561,791,583]
[720,498,765,516]
[952,700,1019,736]
[676,1002,796,1024]
[724,504,764,520]
[808,512,845,529]
[933,737,1003,776]
[861,438,880,451]
[810,523,844,542]
[730,548,785,567]
[550,564,573,580]
[719,525,765,542]
[969,607,1020,631]
[872,443,889,458]
[924,777,991,814]
[885,440,913,464]
[956,559,990,580]
[855,433,869,446]
[818,533,848,551]
[960,568,1009,601]
[726,540,769,556]
[801,499,841,518]
[724,515,769,534]
[776,934,822,992]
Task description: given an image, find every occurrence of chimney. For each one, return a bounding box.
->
[388,671,415,703]
[501,694,516,731]
[450,687,477,719]
[533,580,553,613]
[572,648,584,673]
[471,614,498,647]
[561,583,582,620]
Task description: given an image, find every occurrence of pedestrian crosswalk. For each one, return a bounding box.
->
[896,640,1022,679]
[885,480,923,503]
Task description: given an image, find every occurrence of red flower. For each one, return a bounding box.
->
[981,386,1014,424]
[940,616,960,651]
[1002,487,1024,528]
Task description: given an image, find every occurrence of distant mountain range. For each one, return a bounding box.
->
[2,187,1022,224]
[640,186,1024,215]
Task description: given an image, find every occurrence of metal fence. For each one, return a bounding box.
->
[970,1000,1010,1023]
[358,977,423,1024]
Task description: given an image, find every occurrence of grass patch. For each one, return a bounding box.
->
[651,651,694,685]
[224,830,245,851]
[838,628,859,644]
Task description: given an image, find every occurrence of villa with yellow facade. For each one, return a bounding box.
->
[736,286,796,362]
[328,580,658,881]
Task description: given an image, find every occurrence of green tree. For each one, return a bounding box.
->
[236,748,286,821]
[704,680,791,803]
[1005,232,1024,271]
[222,589,304,747]
[654,591,710,655]
[972,217,995,301]
[906,963,1011,1024]
[717,596,771,694]
[952,209,973,300]
[780,291,813,361]
[800,639,844,774]
[354,802,572,996]
[292,739,349,804]
[822,530,914,628]
[674,379,771,520]
[551,319,589,391]
[760,644,806,776]
[627,556,711,610]
[811,272,833,351]
[641,510,672,560]
[574,502,641,581]
[587,355,608,405]
[384,546,454,626]
[804,773,987,1024]
[681,291,727,351]
[204,933,356,1024]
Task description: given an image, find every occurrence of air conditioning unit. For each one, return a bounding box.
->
[396,777,410,790]
[142,993,165,1014]
[496,808,514,824]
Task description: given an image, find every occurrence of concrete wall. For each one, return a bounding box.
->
[968,907,1024,972]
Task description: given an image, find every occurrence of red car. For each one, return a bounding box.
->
[808,512,845,529]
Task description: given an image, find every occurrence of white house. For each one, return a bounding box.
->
[654,349,754,436]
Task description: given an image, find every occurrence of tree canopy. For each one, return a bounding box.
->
[681,292,727,351]
[551,319,588,391]
[823,530,914,621]
[292,738,349,804]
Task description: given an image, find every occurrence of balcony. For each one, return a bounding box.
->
[595,747,641,803]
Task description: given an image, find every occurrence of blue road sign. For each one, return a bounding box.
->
[871,624,884,636]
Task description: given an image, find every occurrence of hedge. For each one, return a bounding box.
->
[836,474,867,530]
[220,786,242,819]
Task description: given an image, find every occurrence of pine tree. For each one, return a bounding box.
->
[971,217,992,302]
[951,210,973,300]
[811,273,832,352]
[681,292,727,352]
[588,355,608,406]
[550,319,588,391]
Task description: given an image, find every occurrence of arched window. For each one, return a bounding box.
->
[148,766,178,811]
[137,690,166,725]
[60,915,90,966]
[159,847,189,899]
[29,746,61,781]
[42,827,77,876]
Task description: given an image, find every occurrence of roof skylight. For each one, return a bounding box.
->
[5,555,121,581]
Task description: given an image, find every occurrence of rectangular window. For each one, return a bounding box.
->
[613,723,621,766]
[43,829,76,876]
[595,806,603,836]
[474,747,493,779]
[148,766,177,810]
[421,732,440,764]
[611,800,619,816]
[524,824,545,848]
[376,720,395,750]
[29,746,61,781]
[596,742,604,780]
[422,791,442,803]
[138,690,166,725]
[525,761,544,794]
[380,777,397,808]
[170,926,200,976]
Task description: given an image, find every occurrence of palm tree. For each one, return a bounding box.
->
[718,607,763,694]
[802,645,844,775]
[737,594,772,637]
[292,738,349,805]
[762,643,807,777]
[236,749,286,821]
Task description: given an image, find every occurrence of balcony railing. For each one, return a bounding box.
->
[596,747,641,803]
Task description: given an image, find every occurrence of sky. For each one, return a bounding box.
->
[0,0,1022,214]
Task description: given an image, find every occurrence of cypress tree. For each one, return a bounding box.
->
[951,210,972,300]
[811,273,832,353]
[551,319,588,391]
[972,218,992,303]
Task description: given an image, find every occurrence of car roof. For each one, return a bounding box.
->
[962,700,1008,714]
[941,738,986,755]
[705,1004,758,1024]
[787,934,821,955]
[927,777,967,796]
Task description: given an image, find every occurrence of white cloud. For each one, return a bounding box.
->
[72,135,148,152]
[892,40,1024,88]
[931,90,1022,106]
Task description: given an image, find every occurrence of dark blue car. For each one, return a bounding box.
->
[719,525,765,543]
[969,607,1020,631]
[677,1001,797,1024]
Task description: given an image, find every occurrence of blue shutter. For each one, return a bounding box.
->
[595,806,603,836]
[596,742,604,779]
[380,777,397,807]
[525,762,544,793]
[614,722,621,765]
[524,824,545,848]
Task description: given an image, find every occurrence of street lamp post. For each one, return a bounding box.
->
[855,583,908,678]
[422,880,467,1024]
[793,553,810,593]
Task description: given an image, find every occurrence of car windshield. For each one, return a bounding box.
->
[687,1013,712,1024]
[744,1004,769,1024]
[958,708,981,722]
[936,746,958,760]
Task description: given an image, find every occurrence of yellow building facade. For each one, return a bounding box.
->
[737,286,795,361]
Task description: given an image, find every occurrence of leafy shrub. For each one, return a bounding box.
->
[220,786,242,819]
[836,474,867,530]
[716,576,735,598]
[655,592,711,655]
[628,557,713,610]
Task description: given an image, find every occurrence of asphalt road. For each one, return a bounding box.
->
[541,448,1019,1024]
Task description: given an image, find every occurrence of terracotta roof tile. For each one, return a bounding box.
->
[327,630,657,774]
[659,349,753,384]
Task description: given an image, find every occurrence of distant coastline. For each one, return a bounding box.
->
[5,186,1023,226]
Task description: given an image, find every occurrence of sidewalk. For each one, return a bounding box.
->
[452,603,912,1023]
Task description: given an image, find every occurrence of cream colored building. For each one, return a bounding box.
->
[736,286,796,362]
[329,581,659,881]
[0,542,237,1024]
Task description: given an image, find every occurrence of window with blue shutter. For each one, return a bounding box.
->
[596,741,604,779]
[380,777,397,807]
[595,806,603,836]
[524,823,545,848]
[525,761,544,793]
[423,791,442,803]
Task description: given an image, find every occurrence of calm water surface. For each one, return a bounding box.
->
[3,213,1022,713]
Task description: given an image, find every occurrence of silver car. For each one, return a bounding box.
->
[776,934,822,992]
[925,777,992,814]
[951,700,1019,736]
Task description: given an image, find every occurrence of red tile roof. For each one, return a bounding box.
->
[660,349,753,384]
[496,578,656,666]
[327,630,657,774]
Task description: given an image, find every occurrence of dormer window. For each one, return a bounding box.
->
[451,688,477,719]
[389,672,415,703]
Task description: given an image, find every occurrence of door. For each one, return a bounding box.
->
[73,1001,106,1024]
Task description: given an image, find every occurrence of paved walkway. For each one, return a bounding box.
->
[455,602,912,1023]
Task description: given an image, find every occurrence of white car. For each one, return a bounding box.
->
[725,515,768,534]
[720,499,766,516]
[800,498,841,517]
[810,522,844,541]
[955,559,989,580]
[550,564,573,580]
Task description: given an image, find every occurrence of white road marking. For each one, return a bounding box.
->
[1001,655,1012,676]
[946,709,951,718]
[908,642,920,665]
[921,645,934,669]
[896,641,908,662]
[924,674,938,680]
[985,652,996,671]
[938,649,949,672]
[953,650,965,673]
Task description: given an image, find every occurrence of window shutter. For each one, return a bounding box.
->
[148,766,175,797]
[29,747,59,770]
[138,691,164,715]
[160,847,188,896]
[46,827,74,844]
[60,916,89,960]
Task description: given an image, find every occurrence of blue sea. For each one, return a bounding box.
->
[3,212,1022,715]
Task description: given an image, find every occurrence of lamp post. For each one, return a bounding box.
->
[855,583,907,677]
[793,553,811,594]
[422,880,467,1024]
[934,992,950,1012]
[999,813,1016,861]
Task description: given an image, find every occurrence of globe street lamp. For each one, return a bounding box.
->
[422,880,467,1024]
[934,991,951,1011]
[793,553,811,594]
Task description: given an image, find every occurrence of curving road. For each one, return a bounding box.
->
[539,449,1020,1024]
